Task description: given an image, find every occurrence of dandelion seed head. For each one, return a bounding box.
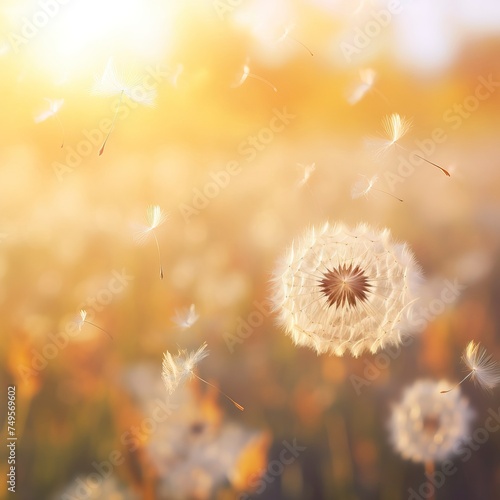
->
[271,222,423,357]
[463,341,500,391]
[162,342,209,395]
[389,379,474,464]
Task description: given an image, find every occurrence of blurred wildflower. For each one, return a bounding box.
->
[389,379,473,463]
[351,174,403,202]
[442,341,500,393]
[172,303,199,329]
[271,222,423,356]
[134,205,168,279]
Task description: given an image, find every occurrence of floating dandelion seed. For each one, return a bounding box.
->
[351,174,403,202]
[34,98,65,148]
[134,205,168,279]
[162,343,244,411]
[347,68,390,106]
[271,222,423,357]
[78,310,113,340]
[275,23,314,56]
[376,113,450,176]
[231,61,277,92]
[347,68,376,105]
[441,341,500,394]
[92,58,157,155]
[172,304,199,329]
[296,162,316,188]
[169,63,184,88]
[389,379,473,465]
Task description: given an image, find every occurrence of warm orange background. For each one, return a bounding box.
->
[1,1,500,499]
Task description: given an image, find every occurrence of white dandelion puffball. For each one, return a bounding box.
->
[389,379,474,464]
[271,222,423,357]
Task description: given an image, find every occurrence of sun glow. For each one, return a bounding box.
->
[6,0,178,81]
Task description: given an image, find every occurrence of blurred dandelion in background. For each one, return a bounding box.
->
[389,379,474,464]
[271,222,423,356]
[124,365,267,499]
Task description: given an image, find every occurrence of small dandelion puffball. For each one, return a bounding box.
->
[389,379,474,464]
[271,222,423,357]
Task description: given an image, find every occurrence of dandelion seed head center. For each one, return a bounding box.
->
[422,415,441,436]
[319,263,372,308]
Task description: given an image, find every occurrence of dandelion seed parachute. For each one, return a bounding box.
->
[442,341,500,393]
[389,379,474,464]
[271,222,423,357]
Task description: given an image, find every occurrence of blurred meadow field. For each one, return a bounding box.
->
[1,0,500,499]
